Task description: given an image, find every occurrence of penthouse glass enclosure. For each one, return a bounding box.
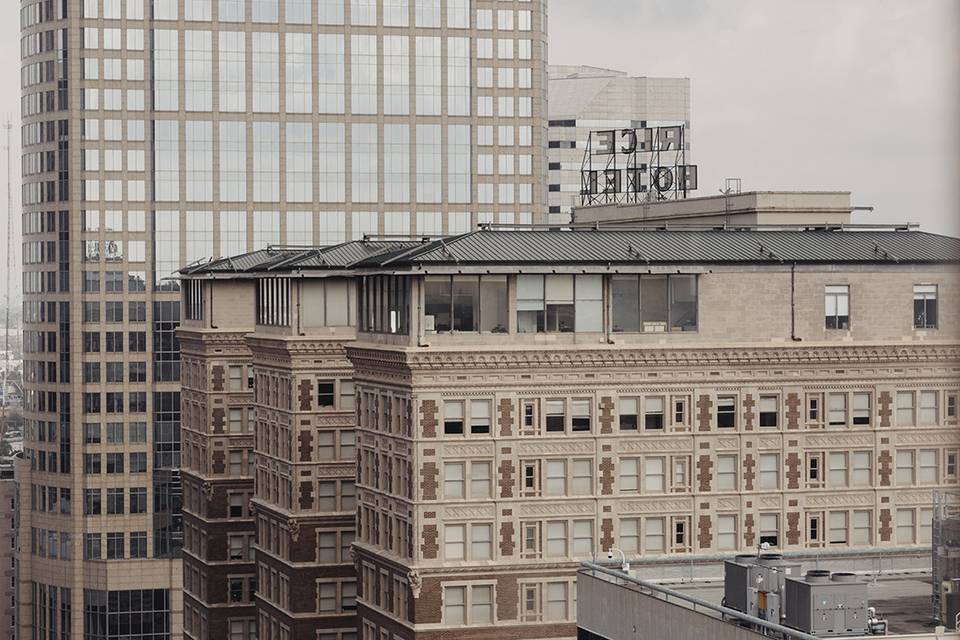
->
[358,272,699,335]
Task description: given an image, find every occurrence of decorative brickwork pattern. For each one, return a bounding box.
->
[297,430,312,462]
[421,524,439,559]
[696,455,713,492]
[744,513,755,547]
[697,515,712,549]
[878,391,893,427]
[785,393,801,429]
[420,462,439,501]
[743,394,756,431]
[498,460,515,498]
[879,509,893,541]
[298,378,313,411]
[499,522,515,557]
[785,452,801,490]
[298,481,313,510]
[211,450,225,474]
[420,400,438,438]
[211,365,224,391]
[498,398,514,437]
[786,512,801,545]
[878,450,893,486]
[599,458,614,495]
[211,407,225,434]
[743,453,756,491]
[697,395,713,431]
[598,396,615,434]
[600,518,614,551]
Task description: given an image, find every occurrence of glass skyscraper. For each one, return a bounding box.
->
[19,0,547,637]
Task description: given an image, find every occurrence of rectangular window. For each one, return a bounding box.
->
[897,392,915,426]
[807,394,821,423]
[919,449,938,484]
[759,396,778,427]
[717,515,737,550]
[471,525,493,561]
[619,397,639,431]
[470,461,492,499]
[828,511,848,544]
[673,397,688,427]
[717,396,736,428]
[443,401,464,435]
[619,458,639,492]
[914,284,937,329]
[896,508,915,544]
[759,514,779,547]
[825,285,850,329]
[828,452,848,487]
[571,399,591,432]
[443,463,465,499]
[852,393,871,426]
[896,450,915,486]
[852,511,872,545]
[644,397,665,430]
[571,460,593,496]
[572,520,593,556]
[544,460,566,496]
[545,400,565,432]
[644,457,665,493]
[828,393,847,427]
[443,524,465,560]
[919,391,939,425]
[717,455,737,491]
[758,453,779,490]
[470,400,491,434]
[545,521,567,557]
[444,586,466,625]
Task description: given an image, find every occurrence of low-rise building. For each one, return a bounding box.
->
[180,227,960,640]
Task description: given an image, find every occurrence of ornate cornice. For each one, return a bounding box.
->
[346,343,960,373]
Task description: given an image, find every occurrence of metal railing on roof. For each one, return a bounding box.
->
[579,561,820,640]
[478,221,920,232]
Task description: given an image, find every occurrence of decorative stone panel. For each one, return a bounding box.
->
[420,400,438,438]
[211,450,225,475]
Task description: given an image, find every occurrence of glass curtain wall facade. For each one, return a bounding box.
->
[19,0,547,638]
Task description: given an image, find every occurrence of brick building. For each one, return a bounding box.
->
[1,462,18,638]
[179,227,960,640]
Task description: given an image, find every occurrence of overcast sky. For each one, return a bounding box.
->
[0,0,957,298]
[549,0,960,235]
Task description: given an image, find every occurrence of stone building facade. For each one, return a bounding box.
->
[179,228,960,640]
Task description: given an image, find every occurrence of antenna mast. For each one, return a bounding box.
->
[2,120,10,418]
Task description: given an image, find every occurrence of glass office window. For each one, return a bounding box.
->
[383,35,409,115]
[184,30,212,111]
[252,122,280,202]
[448,124,471,204]
[153,30,178,111]
[285,33,312,113]
[319,123,345,202]
[318,34,345,114]
[219,121,247,202]
[153,121,179,202]
[416,124,442,203]
[351,35,377,114]
[252,32,280,112]
[286,122,313,203]
[384,124,410,203]
[185,121,213,201]
[352,124,378,203]
[415,36,441,115]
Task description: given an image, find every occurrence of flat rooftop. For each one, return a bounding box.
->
[665,575,939,636]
